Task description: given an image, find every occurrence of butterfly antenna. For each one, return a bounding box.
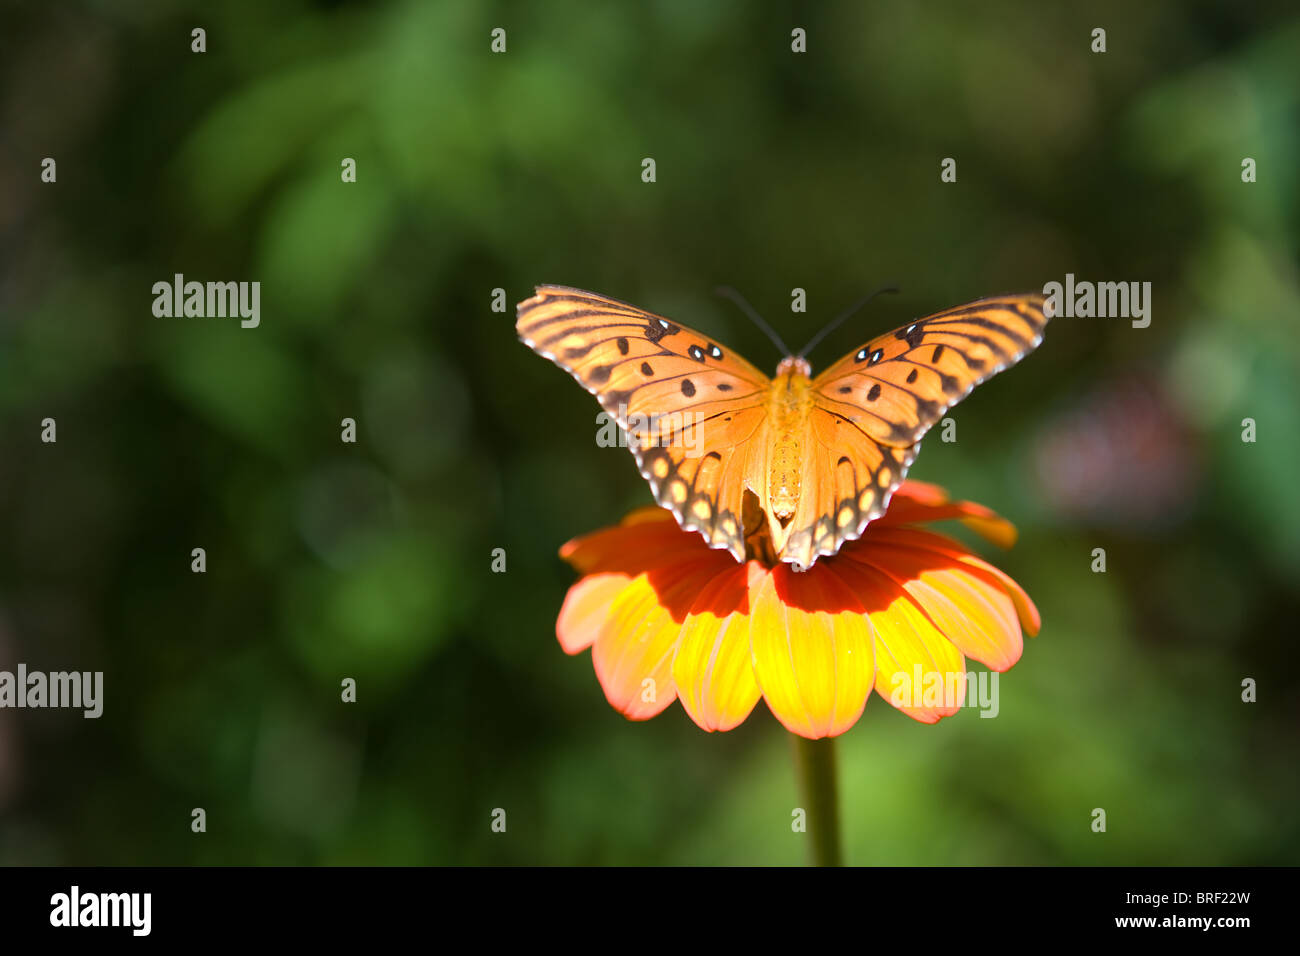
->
[796,284,901,359]
[714,286,792,357]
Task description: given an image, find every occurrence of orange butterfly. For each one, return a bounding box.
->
[517,285,1050,568]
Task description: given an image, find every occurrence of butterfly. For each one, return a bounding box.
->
[517,285,1051,568]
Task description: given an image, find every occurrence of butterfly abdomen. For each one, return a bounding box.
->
[769,432,802,519]
[765,363,815,523]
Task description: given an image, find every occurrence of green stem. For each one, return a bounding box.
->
[791,733,842,866]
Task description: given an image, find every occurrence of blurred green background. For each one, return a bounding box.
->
[1,0,1297,865]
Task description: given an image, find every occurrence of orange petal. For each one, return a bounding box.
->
[672,562,765,732]
[556,573,631,655]
[749,565,875,739]
[889,480,950,506]
[559,510,710,576]
[828,560,967,724]
[591,563,714,720]
[867,526,1041,636]
[617,506,678,527]
[845,542,1024,671]
[877,484,1018,548]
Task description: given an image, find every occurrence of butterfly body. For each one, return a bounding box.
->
[518,285,1050,568]
[765,359,814,522]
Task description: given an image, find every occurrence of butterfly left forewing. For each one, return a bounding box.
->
[778,292,1050,567]
[812,293,1050,447]
[517,285,772,561]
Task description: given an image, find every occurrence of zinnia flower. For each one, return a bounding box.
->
[555,480,1041,739]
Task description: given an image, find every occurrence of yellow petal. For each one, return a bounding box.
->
[828,560,966,723]
[556,573,630,654]
[847,543,1024,671]
[591,564,708,719]
[749,566,875,739]
[672,563,764,732]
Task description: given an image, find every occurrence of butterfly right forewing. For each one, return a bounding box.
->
[777,293,1051,567]
[517,285,773,561]
[812,294,1051,448]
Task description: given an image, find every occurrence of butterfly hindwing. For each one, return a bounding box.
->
[517,285,771,561]
[777,413,919,569]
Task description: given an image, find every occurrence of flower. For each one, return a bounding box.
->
[555,481,1041,739]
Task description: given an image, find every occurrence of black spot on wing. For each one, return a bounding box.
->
[645,320,678,344]
[895,322,926,348]
[603,388,634,410]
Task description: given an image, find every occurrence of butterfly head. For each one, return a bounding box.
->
[774,355,812,379]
